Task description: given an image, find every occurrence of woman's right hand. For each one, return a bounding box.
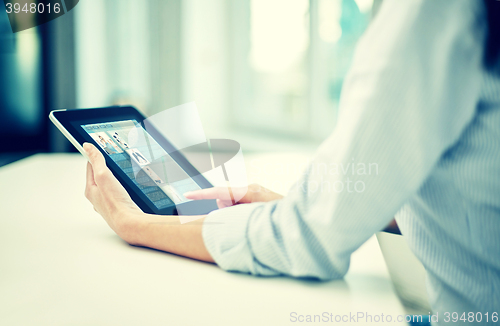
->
[184,183,283,209]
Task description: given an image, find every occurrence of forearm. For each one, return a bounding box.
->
[117,211,214,263]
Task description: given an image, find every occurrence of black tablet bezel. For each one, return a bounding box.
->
[51,106,218,216]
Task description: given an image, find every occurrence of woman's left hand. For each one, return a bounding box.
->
[84,143,143,242]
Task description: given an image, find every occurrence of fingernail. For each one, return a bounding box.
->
[83,143,91,154]
[183,192,193,197]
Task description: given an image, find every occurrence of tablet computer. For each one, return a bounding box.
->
[49,106,218,215]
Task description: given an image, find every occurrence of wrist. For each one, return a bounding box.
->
[113,208,145,245]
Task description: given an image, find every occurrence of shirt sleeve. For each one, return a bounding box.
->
[202,0,486,280]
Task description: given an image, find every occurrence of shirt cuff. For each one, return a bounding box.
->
[202,203,278,275]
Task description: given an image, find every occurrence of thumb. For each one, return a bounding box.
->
[83,143,110,182]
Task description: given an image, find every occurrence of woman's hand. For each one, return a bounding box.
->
[83,143,213,262]
[184,183,283,208]
[84,143,143,242]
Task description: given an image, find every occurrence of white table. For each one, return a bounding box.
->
[0,154,406,326]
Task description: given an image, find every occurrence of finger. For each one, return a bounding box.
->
[84,143,105,169]
[184,187,233,201]
[216,198,233,209]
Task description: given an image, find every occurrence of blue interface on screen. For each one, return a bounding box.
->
[82,120,201,209]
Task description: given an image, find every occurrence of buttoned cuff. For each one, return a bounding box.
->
[202,203,277,275]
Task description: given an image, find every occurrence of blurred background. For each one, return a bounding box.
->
[0,0,381,167]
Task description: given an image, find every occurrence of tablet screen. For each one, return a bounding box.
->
[81,120,202,209]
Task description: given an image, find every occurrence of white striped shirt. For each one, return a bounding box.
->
[203,0,500,322]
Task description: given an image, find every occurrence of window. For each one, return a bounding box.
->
[230,0,373,140]
[75,0,182,114]
[74,0,374,149]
